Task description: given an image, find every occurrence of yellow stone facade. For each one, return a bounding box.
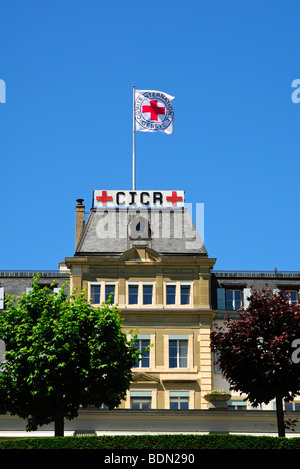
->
[65,201,216,410]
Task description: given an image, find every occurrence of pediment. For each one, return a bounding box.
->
[132,372,161,383]
[119,247,162,263]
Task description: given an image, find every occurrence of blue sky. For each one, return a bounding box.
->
[1,0,300,272]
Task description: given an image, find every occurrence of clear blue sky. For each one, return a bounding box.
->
[1,0,300,272]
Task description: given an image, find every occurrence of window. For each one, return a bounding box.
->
[105,282,115,302]
[128,283,139,304]
[169,338,188,368]
[226,290,242,310]
[26,285,59,295]
[170,392,189,410]
[166,283,176,305]
[128,282,155,305]
[180,283,190,305]
[228,400,247,411]
[91,283,101,304]
[143,284,153,305]
[283,290,298,305]
[285,401,300,411]
[130,392,151,409]
[134,338,150,368]
[214,351,222,374]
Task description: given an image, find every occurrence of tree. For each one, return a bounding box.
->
[0,275,140,436]
[210,285,300,437]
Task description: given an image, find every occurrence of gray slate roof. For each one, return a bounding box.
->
[76,208,207,256]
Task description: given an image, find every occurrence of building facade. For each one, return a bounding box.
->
[65,195,216,411]
[1,190,300,423]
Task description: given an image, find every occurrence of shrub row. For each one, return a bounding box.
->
[0,433,300,449]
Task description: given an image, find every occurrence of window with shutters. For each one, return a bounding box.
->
[226,289,242,310]
[214,351,222,373]
[217,287,250,310]
[283,290,298,305]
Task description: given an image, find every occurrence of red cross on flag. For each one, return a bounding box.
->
[134,90,175,134]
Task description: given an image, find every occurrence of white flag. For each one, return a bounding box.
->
[134,89,175,134]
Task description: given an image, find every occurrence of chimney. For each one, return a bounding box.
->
[75,199,85,249]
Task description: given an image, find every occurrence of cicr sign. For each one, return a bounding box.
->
[93,190,185,208]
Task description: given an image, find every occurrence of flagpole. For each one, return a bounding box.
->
[132,85,136,191]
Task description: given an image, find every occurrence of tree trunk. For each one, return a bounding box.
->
[276,395,285,437]
[54,408,64,437]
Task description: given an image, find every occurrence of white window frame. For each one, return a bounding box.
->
[127,281,155,306]
[130,391,152,409]
[228,400,247,410]
[105,281,115,302]
[90,282,101,305]
[142,282,153,305]
[226,289,242,310]
[89,281,116,305]
[166,282,176,305]
[180,282,191,305]
[133,335,151,368]
[169,391,190,410]
[164,282,193,307]
[285,401,300,411]
[128,282,139,305]
[283,290,298,306]
[168,335,188,368]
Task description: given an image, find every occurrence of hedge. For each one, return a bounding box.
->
[0,434,300,449]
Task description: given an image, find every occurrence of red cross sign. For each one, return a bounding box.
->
[93,190,184,208]
[166,191,183,206]
[142,100,166,121]
[96,190,113,206]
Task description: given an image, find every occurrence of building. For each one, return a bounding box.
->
[65,193,216,411]
[0,189,300,435]
[211,270,300,411]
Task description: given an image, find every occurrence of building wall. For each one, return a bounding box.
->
[64,248,216,410]
[1,268,300,413]
[0,271,70,299]
[211,271,300,410]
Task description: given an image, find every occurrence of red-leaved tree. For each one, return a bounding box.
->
[210,285,300,437]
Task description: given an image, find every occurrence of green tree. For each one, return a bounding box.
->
[0,275,139,436]
[210,286,300,437]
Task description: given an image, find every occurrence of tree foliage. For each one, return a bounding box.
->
[210,285,300,436]
[0,275,140,435]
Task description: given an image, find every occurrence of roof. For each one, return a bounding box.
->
[75,208,207,257]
